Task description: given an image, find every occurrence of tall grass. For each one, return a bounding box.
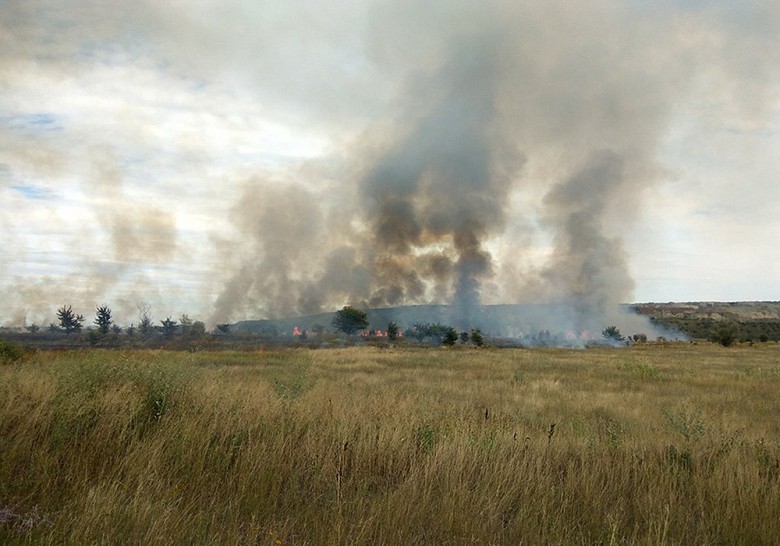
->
[1,344,779,544]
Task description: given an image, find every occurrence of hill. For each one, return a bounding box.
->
[634,301,780,342]
[234,301,780,342]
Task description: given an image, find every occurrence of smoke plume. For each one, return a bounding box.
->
[209,2,687,331]
[1,1,778,332]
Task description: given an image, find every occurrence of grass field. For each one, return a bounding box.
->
[1,343,779,544]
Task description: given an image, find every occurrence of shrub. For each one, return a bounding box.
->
[602,325,623,342]
[712,323,738,347]
[442,327,459,347]
[0,339,25,363]
[387,322,399,341]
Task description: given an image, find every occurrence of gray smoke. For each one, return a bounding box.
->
[539,151,635,332]
[207,0,779,334]
[214,3,669,329]
[2,1,778,331]
[357,35,520,326]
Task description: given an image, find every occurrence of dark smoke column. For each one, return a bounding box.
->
[359,37,521,327]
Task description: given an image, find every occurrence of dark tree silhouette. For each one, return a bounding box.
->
[442,327,459,346]
[387,322,399,341]
[160,317,178,338]
[57,305,85,334]
[94,305,112,335]
[332,306,369,335]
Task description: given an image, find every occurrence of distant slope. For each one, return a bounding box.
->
[234,303,661,339]
[634,301,780,341]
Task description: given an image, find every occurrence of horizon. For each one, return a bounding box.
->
[4,300,779,331]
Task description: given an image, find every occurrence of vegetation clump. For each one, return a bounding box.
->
[602,325,624,343]
[332,306,369,335]
[56,305,85,334]
[0,339,25,363]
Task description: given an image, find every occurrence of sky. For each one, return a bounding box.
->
[1,0,779,328]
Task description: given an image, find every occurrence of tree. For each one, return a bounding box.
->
[470,328,484,347]
[160,317,178,338]
[408,322,453,344]
[57,305,85,334]
[94,305,112,335]
[712,322,738,347]
[189,321,206,338]
[332,306,369,335]
[442,327,459,346]
[387,322,399,341]
[138,303,153,336]
[179,314,193,336]
[410,323,428,341]
[602,325,623,343]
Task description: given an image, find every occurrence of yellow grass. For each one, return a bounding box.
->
[1,343,779,544]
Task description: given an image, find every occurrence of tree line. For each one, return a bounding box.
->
[10,304,680,350]
[27,304,207,342]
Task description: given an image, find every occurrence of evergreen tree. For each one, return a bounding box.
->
[94,305,112,335]
[57,305,85,334]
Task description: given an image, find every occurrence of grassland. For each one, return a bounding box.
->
[1,343,779,544]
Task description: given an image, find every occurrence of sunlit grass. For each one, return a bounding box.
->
[1,343,779,544]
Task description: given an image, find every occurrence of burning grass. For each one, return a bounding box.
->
[1,344,779,544]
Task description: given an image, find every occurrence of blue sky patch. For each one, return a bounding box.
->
[11,184,52,200]
[0,112,62,133]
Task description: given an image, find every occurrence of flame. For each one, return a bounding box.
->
[293,326,302,336]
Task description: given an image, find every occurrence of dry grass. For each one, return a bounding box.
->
[1,343,779,544]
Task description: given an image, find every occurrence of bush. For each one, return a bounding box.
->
[442,327,459,347]
[602,326,624,342]
[387,322,399,341]
[712,323,738,347]
[0,339,25,363]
